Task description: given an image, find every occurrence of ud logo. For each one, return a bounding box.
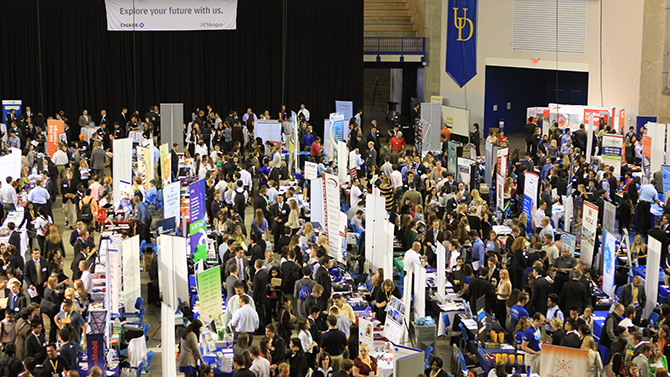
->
[453,7,474,41]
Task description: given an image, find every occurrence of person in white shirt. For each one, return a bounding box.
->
[52,144,70,180]
[239,165,253,192]
[404,241,428,275]
[267,183,279,205]
[79,260,93,294]
[350,178,363,209]
[249,345,271,377]
[534,201,547,231]
[390,169,403,192]
[195,140,208,158]
[223,281,256,329]
[0,178,18,212]
[231,295,259,342]
[544,293,564,333]
[297,104,310,122]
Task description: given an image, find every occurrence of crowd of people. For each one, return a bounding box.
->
[3,102,670,377]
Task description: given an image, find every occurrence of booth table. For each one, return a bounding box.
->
[632,265,664,283]
[81,126,100,142]
[202,346,234,377]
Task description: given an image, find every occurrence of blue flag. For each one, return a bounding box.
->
[446,0,478,87]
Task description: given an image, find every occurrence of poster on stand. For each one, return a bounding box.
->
[562,233,576,255]
[539,344,588,377]
[189,179,208,262]
[137,146,152,182]
[496,174,504,211]
[164,182,181,223]
[580,202,599,267]
[523,172,539,234]
[662,165,670,195]
[447,141,457,174]
[603,202,617,235]
[603,231,616,299]
[47,119,64,158]
[160,143,170,184]
[383,296,407,345]
[196,266,224,321]
[117,180,133,212]
[323,173,341,261]
[563,195,573,232]
[601,134,624,177]
[304,162,318,180]
[108,248,120,314]
[359,318,375,349]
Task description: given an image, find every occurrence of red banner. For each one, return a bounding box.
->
[619,109,626,134]
[643,135,652,158]
[47,119,64,158]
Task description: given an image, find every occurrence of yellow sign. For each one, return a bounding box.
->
[446,115,454,128]
[453,7,474,41]
[430,96,443,104]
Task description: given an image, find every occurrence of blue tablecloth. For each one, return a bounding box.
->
[593,311,609,363]
[202,347,234,377]
[632,265,664,283]
[468,341,520,375]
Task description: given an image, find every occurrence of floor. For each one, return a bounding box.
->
[49,126,530,375]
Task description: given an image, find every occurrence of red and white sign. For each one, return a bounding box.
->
[47,119,64,158]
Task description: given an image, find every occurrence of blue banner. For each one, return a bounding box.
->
[189,179,208,263]
[446,0,478,87]
[562,233,576,256]
[662,165,670,195]
[87,334,105,371]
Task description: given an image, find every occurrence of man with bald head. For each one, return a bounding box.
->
[404,241,428,276]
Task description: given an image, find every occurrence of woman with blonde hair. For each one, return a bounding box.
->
[496,269,512,325]
[317,234,329,254]
[631,234,647,265]
[224,181,235,208]
[45,225,65,261]
[231,225,248,251]
[650,342,669,375]
[251,208,269,240]
[103,176,113,202]
[581,336,603,377]
[286,200,300,234]
[297,222,316,244]
[74,279,88,309]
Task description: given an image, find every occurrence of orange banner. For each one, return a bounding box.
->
[47,119,64,158]
[583,109,601,131]
[620,109,626,134]
[643,135,652,158]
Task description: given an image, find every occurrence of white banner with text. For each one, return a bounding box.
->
[105,0,238,31]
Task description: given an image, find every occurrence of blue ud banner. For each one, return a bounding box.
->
[662,165,670,194]
[189,179,208,263]
[446,0,478,87]
[523,172,539,234]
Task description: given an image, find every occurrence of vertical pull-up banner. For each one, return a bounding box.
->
[581,202,599,267]
[47,120,64,159]
[523,172,539,234]
[189,179,207,263]
[446,0,478,87]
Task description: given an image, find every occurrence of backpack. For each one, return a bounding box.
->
[80,199,93,222]
[234,191,246,212]
[298,283,311,301]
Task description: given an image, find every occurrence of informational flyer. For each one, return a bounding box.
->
[196,266,223,321]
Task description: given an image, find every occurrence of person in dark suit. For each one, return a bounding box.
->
[619,276,646,324]
[561,269,589,314]
[7,222,20,254]
[7,280,27,316]
[270,195,290,246]
[170,143,180,181]
[528,266,550,315]
[307,306,323,343]
[423,219,444,267]
[253,186,270,219]
[467,268,496,314]
[560,319,582,348]
[252,259,269,330]
[247,234,265,269]
[315,258,333,308]
[24,248,50,301]
[225,248,250,282]
[525,118,537,153]
[25,320,46,364]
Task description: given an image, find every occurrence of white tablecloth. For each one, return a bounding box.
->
[81,127,100,142]
[128,130,144,142]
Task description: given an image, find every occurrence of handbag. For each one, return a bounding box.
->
[95,208,107,223]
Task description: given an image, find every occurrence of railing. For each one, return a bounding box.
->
[363,37,426,55]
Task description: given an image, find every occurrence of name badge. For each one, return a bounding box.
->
[42,268,47,272]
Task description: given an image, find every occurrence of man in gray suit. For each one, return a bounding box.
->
[632,343,651,377]
[78,110,92,128]
[225,263,242,299]
[90,140,107,179]
[619,276,646,325]
[225,247,249,282]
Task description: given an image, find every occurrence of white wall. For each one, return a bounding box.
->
[438,0,644,131]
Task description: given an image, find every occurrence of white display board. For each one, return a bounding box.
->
[310,177,324,226]
[108,248,120,314]
[323,173,341,261]
[255,120,283,150]
[420,102,441,153]
[0,148,21,183]
[338,141,348,183]
[122,235,141,313]
[158,235,190,310]
[413,265,426,320]
[563,195,573,232]
[163,182,180,222]
[359,318,374,349]
[649,123,667,174]
[113,138,133,208]
[365,193,393,275]
[435,242,446,300]
[161,303,177,376]
[304,162,318,180]
[645,237,662,318]
[441,105,470,137]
